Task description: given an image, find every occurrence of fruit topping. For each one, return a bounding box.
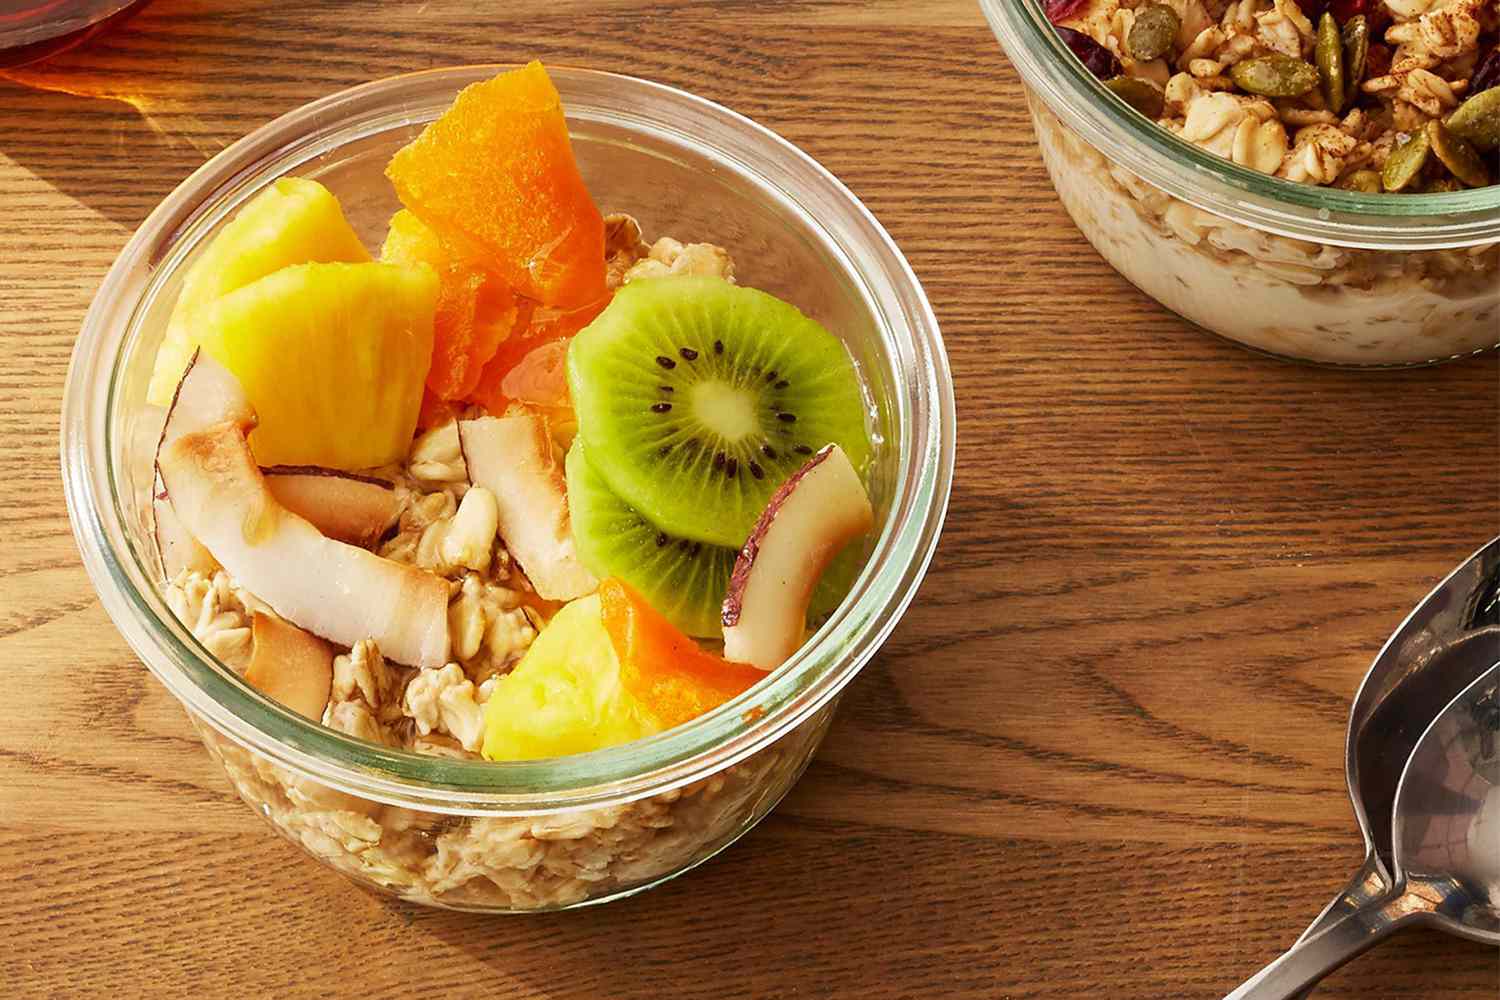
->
[194,260,437,470]
[159,349,255,445]
[157,417,449,667]
[457,414,597,601]
[599,578,765,730]
[386,61,606,310]
[1055,25,1120,80]
[243,612,334,720]
[721,444,874,670]
[566,439,739,637]
[153,351,252,577]
[1472,45,1500,96]
[261,467,402,547]
[1329,0,1377,23]
[380,209,521,400]
[464,296,603,416]
[566,276,871,549]
[1042,0,1087,23]
[146,177,370,406]
[481,594,657,761]
[154,478,215,578]
[567,438,863,639]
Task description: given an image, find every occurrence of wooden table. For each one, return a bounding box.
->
[2,1,1496,996]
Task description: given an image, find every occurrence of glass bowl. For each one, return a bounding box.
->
[981,0,1500,368]
[61,66,955,912]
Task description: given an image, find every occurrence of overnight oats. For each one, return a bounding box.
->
[984,0,1500,366]
[127,64,895,909]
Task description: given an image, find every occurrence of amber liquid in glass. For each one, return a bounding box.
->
[0,0,151,67]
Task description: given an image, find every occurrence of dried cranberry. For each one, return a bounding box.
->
[1472,44,1500,94]
[1364,41,1392,80]
[1055,25,1122,80]
[1043,0,1088,23]
[1320,0,1389,34]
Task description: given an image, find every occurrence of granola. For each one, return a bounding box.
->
[1054,0,1499,191]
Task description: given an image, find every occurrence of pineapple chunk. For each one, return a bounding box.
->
[147,177,370,406]
[195,261,438,470]
[481,595,660,761]
[380,207,446,264]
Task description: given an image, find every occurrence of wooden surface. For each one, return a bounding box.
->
[1,1,1496,996]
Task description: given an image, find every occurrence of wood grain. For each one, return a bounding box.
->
[1,0,1497,997]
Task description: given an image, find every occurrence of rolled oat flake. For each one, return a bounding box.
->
[1426,119,1491,189]
[1230,55,1319,98]
[1316,13,1345,115]
[1340,16,1368,107]
[1105,75,1166,119]
[1381,129,1430,192]
[1445,87,1500,152]
[1126,4,1179,63]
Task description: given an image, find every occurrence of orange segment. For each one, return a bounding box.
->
[598,578,766,730]
[465,295,607,415]
[386,61,607,309]
[416,390,463,432]
[381,209,518,400]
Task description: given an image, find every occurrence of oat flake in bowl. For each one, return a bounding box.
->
[61,66,954,912]
[984,0,1500,367]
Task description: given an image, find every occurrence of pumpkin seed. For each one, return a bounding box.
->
[1340,16,1368,106]
[1427,119,1491,188]
[1229,55,1319,98]
[1445,87,1500,152]
[1104,75,1166,119]
[1336,169,1382,193]
[1316,13,1345,114]
[1126,4,1180,63]
[1381,129,1430,192]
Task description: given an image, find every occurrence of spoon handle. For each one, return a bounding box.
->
[1285,852,1389,1000]
[1222,891,1418,1000]
[1295,853,1389,945]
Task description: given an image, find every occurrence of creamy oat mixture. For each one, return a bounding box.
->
[164,215,738,762]
[1032,98,1498,362]
[1052,0,1499,191]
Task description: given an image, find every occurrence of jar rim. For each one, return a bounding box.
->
[61,65,956,814]
[980,0,1500,250]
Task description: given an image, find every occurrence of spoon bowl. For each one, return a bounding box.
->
[1227,662,1500,998]
[1393,662,1500,941]
[1295,537,1500,952]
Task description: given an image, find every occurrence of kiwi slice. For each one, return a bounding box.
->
[567,440,865,638]
[567,276,872,548]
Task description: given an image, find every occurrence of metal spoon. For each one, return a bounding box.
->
[1225,660,1500,998]
[1293,537,1500,970]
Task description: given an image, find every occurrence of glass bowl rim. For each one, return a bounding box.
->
[61,64,956,814]
[980,0,1500,249]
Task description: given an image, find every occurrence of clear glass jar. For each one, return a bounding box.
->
[61,66,955,912]
[982,0,1500,368]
